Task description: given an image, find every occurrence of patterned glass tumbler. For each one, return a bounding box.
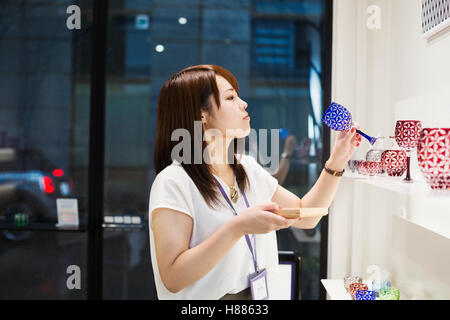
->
[355,290,376,300]
[348,160,361,173]
[417,128,450,190]
[358,161,368,175]
[344,275,363,292]
[379,287,400,300]
[367,137,398,174]
[349,283,368,300]
[366,150,384,162]
[382,150,407,177]
[365,161,383,176]
[372,280,391,297]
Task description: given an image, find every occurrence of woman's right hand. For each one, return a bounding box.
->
[233,203,297,236]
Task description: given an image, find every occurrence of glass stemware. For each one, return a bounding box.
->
[395,120,423,183]
[322,102,377,145]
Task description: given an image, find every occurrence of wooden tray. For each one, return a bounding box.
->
[276,208,329,219]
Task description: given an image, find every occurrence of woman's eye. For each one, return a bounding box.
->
[227,96,234,100]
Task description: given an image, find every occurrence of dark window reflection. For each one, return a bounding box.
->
[0,232,87,299]
[103,229,156,299]
[0,0,91,298]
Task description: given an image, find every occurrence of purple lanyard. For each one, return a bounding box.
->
[212,171,259,273]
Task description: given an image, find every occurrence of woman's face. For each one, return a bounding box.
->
[202,75,250,139]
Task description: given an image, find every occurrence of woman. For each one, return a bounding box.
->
[149,65,361,300]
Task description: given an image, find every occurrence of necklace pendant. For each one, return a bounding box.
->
[230,186,239,203]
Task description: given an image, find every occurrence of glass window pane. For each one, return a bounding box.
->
[0,232,87,299]
[103,0,154,299]
[103,0,328,300]
[103,229,156,299]
[0,0,92,298]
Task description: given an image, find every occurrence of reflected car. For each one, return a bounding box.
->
[0,148,74,241]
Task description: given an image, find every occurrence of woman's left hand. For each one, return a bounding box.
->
[283,135,298,157]
[327,122,362,171]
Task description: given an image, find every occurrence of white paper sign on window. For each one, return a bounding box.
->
[56,198,79,227]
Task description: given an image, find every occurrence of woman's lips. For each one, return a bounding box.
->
[243,116,250,120]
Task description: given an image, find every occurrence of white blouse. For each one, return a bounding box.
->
[148,154,280,300]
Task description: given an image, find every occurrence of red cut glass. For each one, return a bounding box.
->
[417,128,450,190]
[358,161,367,175]
[349,283,368,300]
[365,161,382,176]
[395,120,423,182]
[382,150,407,177]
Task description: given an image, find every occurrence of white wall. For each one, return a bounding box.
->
[328,0,450,299]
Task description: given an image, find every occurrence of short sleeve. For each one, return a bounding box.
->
[241,154,279,200]
[148,174,193,222]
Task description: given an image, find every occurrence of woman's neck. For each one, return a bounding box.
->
[207,136,235,183]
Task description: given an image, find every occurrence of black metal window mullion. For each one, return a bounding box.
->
[87,0,109,300]
[319,0,334,301]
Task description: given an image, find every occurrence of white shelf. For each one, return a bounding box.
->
[321,280,352,300]
[344,174,450,240]
[344,173,450,198]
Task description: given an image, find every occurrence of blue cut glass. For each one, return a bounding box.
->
[355,290,376,300]
[322,102,377,145]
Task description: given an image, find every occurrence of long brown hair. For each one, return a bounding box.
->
[154,65,250,209]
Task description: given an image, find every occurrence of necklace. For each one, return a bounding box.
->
[212,167,239,203]
[229,185,239,203]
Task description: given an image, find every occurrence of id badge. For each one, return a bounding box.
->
[249,268,269,300]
